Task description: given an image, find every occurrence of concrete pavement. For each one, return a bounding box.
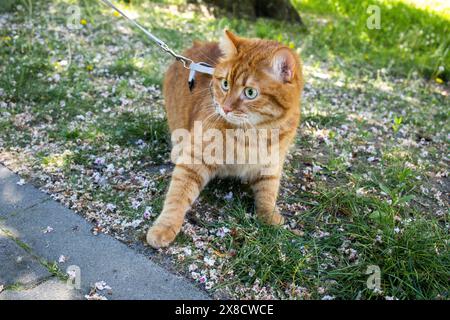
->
[0,164,208,300]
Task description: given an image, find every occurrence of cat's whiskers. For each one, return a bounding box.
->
[202,109,220,125]
[225,112,251,128]
[204,113,222,130]
[193,82,225,120]
[243,119,256,130]
[200,102,223,130]
[199,100,216,108]
[202,109,219,124]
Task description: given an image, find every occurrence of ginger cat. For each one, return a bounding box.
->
[146,30,304,248]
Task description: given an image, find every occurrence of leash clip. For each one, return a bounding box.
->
[188,62,215,92]
[99,1,216,92]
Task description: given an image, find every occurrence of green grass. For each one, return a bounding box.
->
[0,0,448,300]
[293,0,449,81]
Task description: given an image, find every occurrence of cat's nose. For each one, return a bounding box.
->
[222,105,232,114]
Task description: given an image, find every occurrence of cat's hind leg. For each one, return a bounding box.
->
[146,164,213,248]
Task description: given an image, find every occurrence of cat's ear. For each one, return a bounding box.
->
[219,30,240,59]
[271,48,297,83]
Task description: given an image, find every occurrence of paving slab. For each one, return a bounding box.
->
[0,166,209,300]
[0,229,51,287]
[0,165,49,217]
[0,278,84,300]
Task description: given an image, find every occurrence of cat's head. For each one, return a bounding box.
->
[211,30,303,127]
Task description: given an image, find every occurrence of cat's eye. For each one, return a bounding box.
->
[244,87,258,100]
[221,79,230,91]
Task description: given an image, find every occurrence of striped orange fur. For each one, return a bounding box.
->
[146,30,304,248]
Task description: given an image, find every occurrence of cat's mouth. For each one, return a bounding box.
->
[210,83,251,127]
[213,101,250,127]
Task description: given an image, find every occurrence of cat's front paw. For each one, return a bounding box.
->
[146,224,177,249]
[257,208,285,226]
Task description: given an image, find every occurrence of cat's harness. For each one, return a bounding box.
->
[100,0,214,91]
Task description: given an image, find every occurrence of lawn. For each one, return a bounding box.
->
[0,0,448,299]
